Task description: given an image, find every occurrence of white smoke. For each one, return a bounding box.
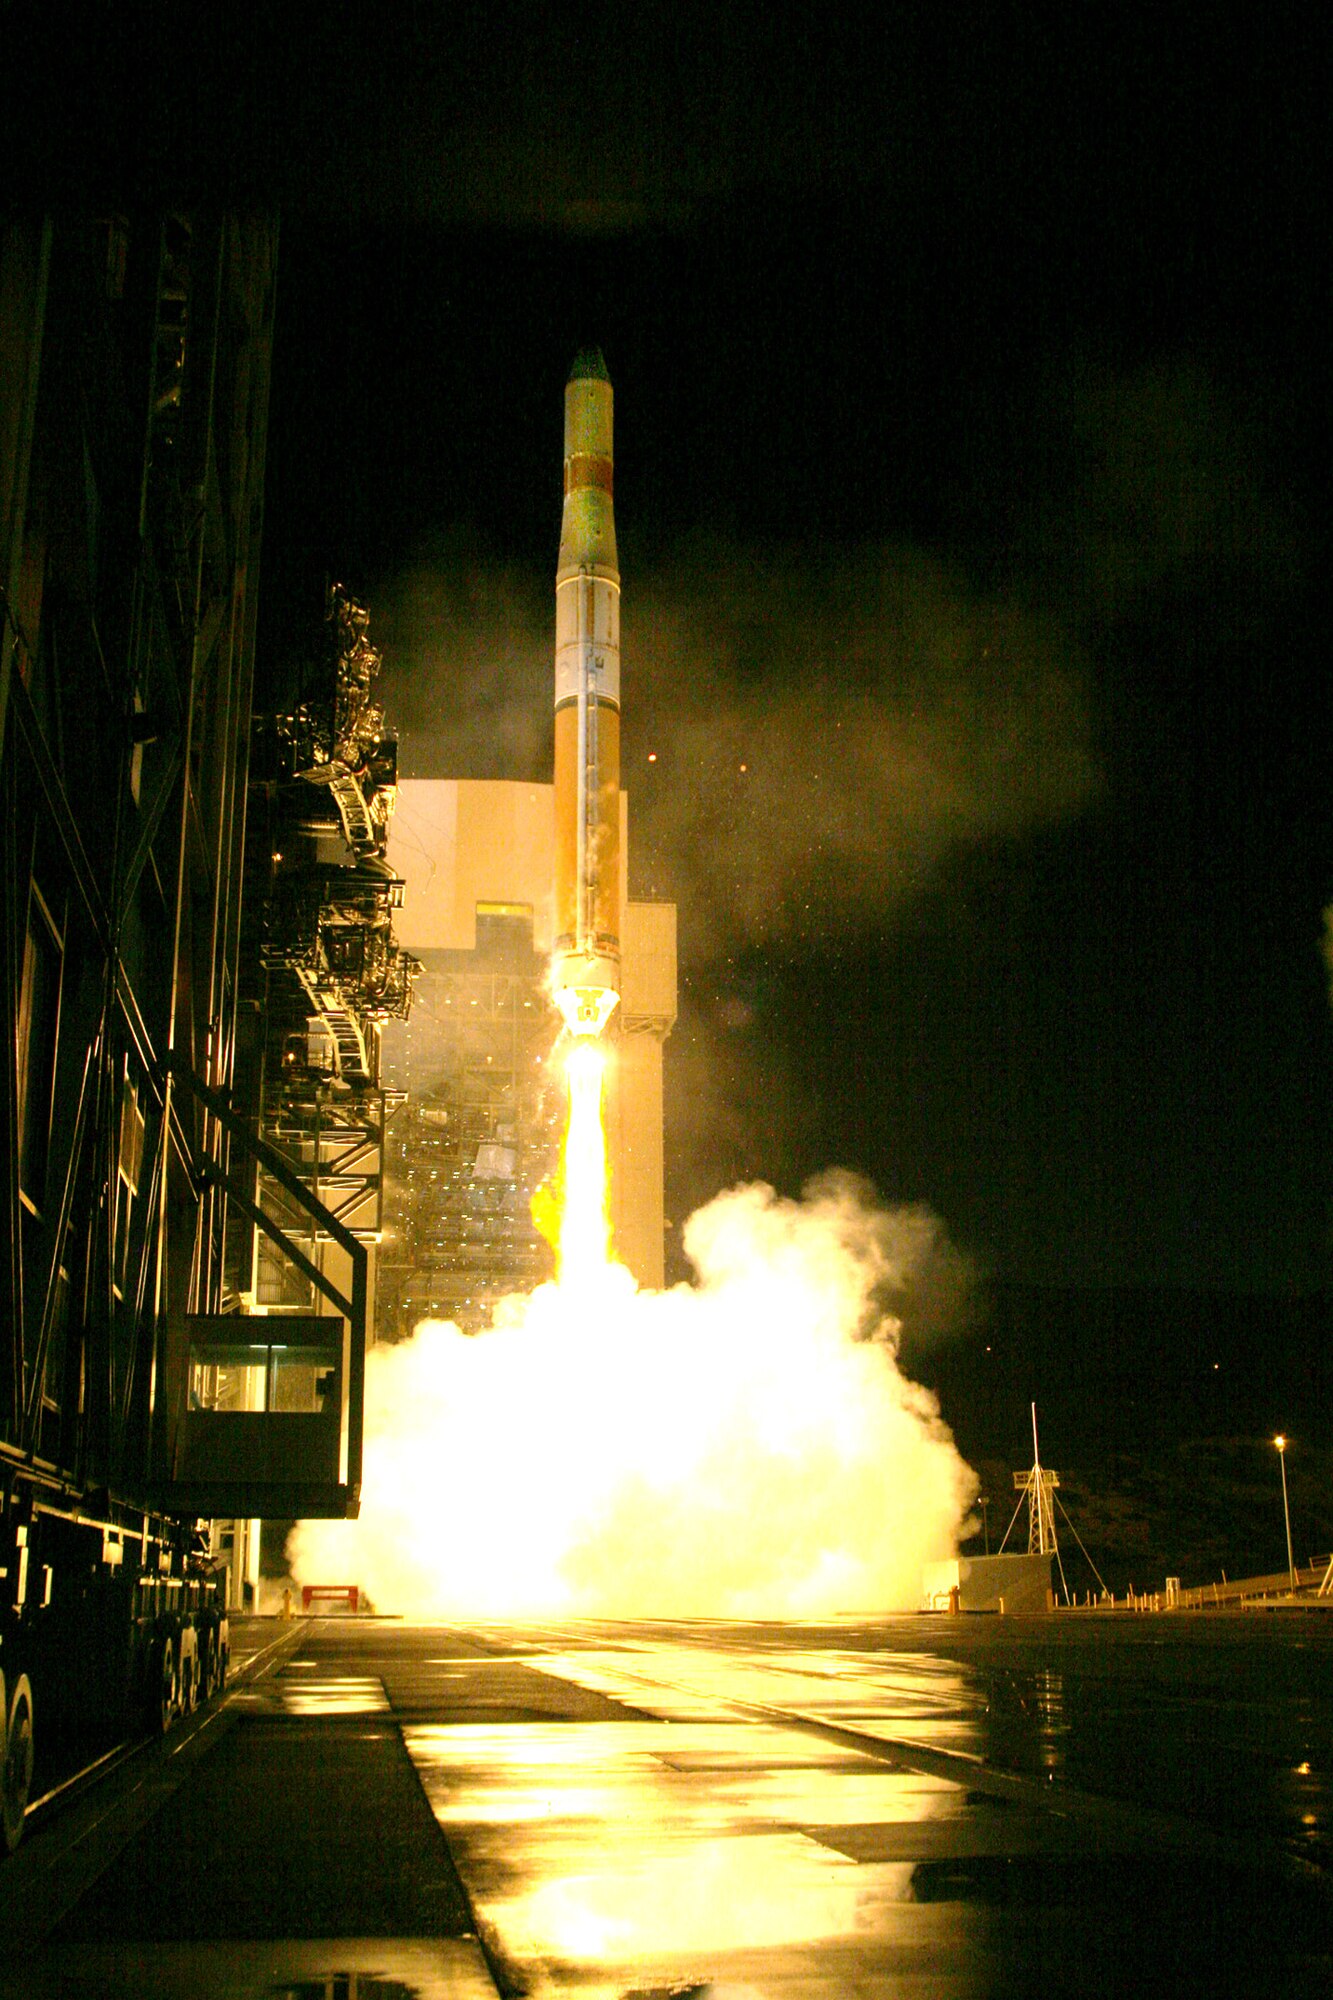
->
[376,537,1098,963]
[289,1176,977,1616]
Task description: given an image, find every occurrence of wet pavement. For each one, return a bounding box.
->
[1,1612,1331,1996]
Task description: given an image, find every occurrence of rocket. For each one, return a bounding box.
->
[552,347,621,1037]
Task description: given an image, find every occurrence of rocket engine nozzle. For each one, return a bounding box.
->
[554,980,620,1039]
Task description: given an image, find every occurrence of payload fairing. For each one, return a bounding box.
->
[553,348,621,1037]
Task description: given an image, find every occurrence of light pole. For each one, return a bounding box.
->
[1275,1436,1296,1592]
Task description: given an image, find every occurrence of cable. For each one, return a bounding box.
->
[1055,1489,1110,1597]
[995,1487,1027,1555]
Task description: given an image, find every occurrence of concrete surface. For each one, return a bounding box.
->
[2,1612,1331,1996]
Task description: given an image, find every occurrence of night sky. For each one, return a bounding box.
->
[25,13,1332,1317]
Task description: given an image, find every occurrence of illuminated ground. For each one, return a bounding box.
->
[3,1614,1331,1996]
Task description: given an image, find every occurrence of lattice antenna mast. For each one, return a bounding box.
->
[1013,1402,1060,1556]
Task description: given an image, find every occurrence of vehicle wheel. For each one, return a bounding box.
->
[2,1675,34,1855]
[157,1640,179,1734]
[179,1630,198,1716]
[199,1628,216,1700]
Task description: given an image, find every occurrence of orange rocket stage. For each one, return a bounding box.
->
[553,348,621,1038]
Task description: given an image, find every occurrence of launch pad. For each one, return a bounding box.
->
[7,1612,1331,1998]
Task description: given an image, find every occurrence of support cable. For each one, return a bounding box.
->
[995,1489,1027,1555]
[1054,1490,1110,1597]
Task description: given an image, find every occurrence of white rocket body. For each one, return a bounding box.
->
[553,348,621,1037]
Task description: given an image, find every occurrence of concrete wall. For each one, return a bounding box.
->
[389,779,567,954]
[922,1552,1054,1615]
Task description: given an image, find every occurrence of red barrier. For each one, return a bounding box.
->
[301,1584,360,1612]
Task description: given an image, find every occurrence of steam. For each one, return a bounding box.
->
[629,543,1095,958]
[375,535,1097,963]
[289,1174,977,1616]
[324,514,1096,1613]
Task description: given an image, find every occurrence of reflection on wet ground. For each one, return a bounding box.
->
[406,1620,1333,1996]
[235,1666,393,1716]
[525,1643,990,1750]
[409,1719,964,1964]
[3,1615,1331,1997]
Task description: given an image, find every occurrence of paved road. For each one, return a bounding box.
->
[2,1613,1331,1996]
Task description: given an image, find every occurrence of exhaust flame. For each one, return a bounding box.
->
[557,1040,611,1285]
[290,1039,977,1616]
[553,983,620,1038]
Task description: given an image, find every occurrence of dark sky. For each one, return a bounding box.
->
[29,9,1329,1298]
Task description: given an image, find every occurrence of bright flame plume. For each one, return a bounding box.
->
[290,1048,977,1617]
[557,1040,611,1285]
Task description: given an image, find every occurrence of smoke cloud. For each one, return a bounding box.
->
[376,534,1098,966]
[289,1175,977,1616]
[629,543,1095,960]
[376,534,1098,1248]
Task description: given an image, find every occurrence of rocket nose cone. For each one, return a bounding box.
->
[568,345,610,384]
